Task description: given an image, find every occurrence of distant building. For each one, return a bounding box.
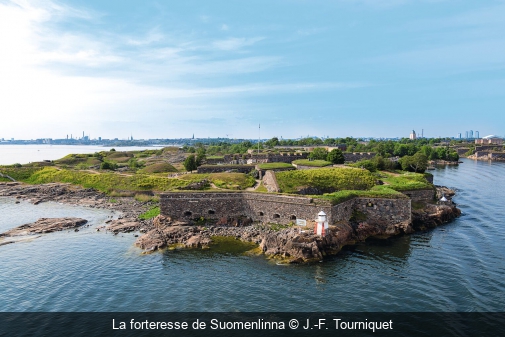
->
[475,135,504,145]
[409,130,417,140]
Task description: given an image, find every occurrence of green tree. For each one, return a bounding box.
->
[400,153,428,173]
[309,148,328,160]
[327,149,345,164]
[264,137,280,147]
[183,155,197,172]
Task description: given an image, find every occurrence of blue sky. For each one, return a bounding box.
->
[1,0,504,140]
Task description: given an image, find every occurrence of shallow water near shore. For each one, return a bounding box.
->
[0,158,504,312]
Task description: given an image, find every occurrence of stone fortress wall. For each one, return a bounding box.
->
[160,191,412,226]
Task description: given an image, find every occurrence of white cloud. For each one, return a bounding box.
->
[220,24,229,31]
[212,37,264,51]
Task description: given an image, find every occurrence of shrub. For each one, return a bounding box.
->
[100,161,117,171]
[327,149,345,164]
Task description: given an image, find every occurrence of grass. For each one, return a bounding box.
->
[134,194,160,202]
[275,167,376,194]
[139,162,178,174]
[381,172,433,191]
[292,159,332,167]
[316,186,407,205]
[26,167,195,192]
[208,173,256,190]
[0,166,43,181]
[255,182,268,193]
[206,155,225,160]
[138,206,160,220]
[257,163,293,170]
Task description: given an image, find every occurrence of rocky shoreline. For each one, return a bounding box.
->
[0,181,461,263]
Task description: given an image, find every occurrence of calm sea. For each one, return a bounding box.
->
[0,158,504,312]
[0,145,168,165]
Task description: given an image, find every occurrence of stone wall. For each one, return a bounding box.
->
[262,170,281,193]
[401,189,435,202]
[489,152,505,161]
[160,192,411,226]
[351,198,411,224]
[160,192,333,225]
[343,152,376,162]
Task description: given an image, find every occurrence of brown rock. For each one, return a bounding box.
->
[0,217,88,237]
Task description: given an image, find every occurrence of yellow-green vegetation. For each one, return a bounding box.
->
[139,163,178,174]
[276,168,376,194]
[317,186,407,205]
[138,206,160,220]
[208,173,255,190]
[208,236,258,254]
[134,194,160,202]
[0,166,42,181]
[255,182,268,193]
[26,167,192,192]
[175,172,254,190]
[292,159,332,167]
[381,172,433,191]
[257,162,293,170]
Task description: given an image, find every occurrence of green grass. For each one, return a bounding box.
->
[208,173,256,190]
[134,194,160,202]
[292,159,332,167]
[138,206,160,220]
[26,167,195,192]
[257,163,293,170]
[206,155,225,160]
[0,166,43,181]
[381,172,433,191]
[139,162,178,174]
[316,186,407,205]
[275,167,376,194]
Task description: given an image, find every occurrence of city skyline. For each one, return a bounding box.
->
[1,0,504,139]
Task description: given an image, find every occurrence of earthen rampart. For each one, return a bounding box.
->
[196,165,254,174]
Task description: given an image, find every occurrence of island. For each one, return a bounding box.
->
[0,139,462,263]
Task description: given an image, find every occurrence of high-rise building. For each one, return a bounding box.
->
[409,130,417,140]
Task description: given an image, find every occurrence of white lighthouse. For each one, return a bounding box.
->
[314,211,329,236]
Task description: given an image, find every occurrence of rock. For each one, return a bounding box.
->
[107,219,140,233]
[0,218,88,237]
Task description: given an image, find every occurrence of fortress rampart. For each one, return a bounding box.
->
[160,192,411,226]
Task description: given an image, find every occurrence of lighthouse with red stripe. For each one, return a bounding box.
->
[314,211,329,236]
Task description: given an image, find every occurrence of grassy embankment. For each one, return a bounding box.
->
[0,166,255,193]
[380,172,434,191]
[292,159,332,167]
[257,163,294,170]
[275,168,427,204]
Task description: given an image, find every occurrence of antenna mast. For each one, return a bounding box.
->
[258,124,261,155]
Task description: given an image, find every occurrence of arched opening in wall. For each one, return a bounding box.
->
[183,211,192,217]
[290,215,296,220]
[344,206,348,211]
[273,214,280,219]
[208,210,215,215]
[258,212,264,216]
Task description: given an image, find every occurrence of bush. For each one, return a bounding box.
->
[309,148,328,160]
[327,149,345,164]
[100,161,117,171]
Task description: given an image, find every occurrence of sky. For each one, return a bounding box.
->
[0,0,504,140]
